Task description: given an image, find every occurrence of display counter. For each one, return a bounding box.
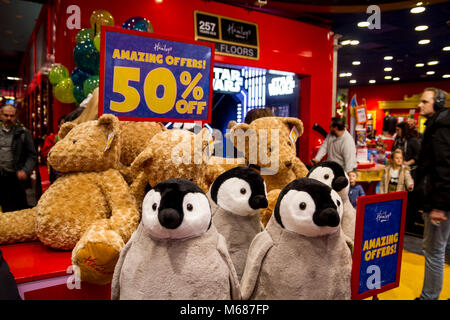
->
[1,242,110,300]
[356,164,385,195]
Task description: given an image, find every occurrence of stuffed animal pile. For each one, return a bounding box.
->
[0,114,140,284]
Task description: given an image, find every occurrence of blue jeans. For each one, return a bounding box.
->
[419,211,450,300]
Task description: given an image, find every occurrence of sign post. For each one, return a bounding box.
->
[99,27,214,123]
[351,191,408,300]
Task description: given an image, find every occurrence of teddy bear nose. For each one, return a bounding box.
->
[249,195,268,209]
[284,161,292,168]
[313,208,340,227]
[158,208,183,229]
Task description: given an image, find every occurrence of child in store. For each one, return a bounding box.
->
[348,171,365,208]
[379,149,414,194]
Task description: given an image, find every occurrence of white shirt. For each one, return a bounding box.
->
[315,130,357,173]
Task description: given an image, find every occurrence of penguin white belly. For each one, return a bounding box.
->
[118,225,232,300]
[249,218,352,300]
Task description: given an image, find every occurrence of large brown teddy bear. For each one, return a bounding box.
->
[229,117,309,225]
[0,114,140,284]
[130,128,225,206]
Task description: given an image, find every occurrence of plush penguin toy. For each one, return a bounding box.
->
[208,166,268,280]
[111,178,241,300]
[240,178,353,300]
[307,161,356,241]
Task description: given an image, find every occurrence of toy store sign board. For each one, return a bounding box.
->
[99,27,214,123]
[351,191,407,300]
[194,11,259,60]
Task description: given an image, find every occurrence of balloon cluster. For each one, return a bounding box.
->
[50,11,153,105]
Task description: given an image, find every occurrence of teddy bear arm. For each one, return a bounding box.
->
[292,156,309,178]
[130,171,149,210]
[100,169,140,243]
[0,208,37,244]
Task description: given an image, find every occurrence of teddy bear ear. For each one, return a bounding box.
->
[58,122,77,139]
[131,146,154,177]
[227,120,237,130]
[97,114,120,132]
[281,117,304,137]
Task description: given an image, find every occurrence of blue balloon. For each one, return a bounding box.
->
[73,84,86,104]
[73,40,100,74]
[71,68,92,87]
[122,16,153,32]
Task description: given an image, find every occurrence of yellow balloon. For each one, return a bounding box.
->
[94,33,101,51]
[90,10,114,34]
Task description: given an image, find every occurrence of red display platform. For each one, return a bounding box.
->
[1,242,111,300]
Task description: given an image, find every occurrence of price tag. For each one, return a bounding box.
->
[99,27,214,123]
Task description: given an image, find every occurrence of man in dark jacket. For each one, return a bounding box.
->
[415,88,450,300]
[0,249,21,300]
[0,104,37,212]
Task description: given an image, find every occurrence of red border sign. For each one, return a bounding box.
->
[99,26,215,123]
[351,191,408,300]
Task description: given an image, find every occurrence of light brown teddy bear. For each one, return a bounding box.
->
[229,117,309,225]
[130,128,225,206]
[118,121,166,184]
[0,114,140,285]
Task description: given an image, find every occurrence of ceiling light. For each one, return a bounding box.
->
[410,7,426,14]
[393,77,400,81]
[357,21,370,27]
[416,2,423,5]
[369,80,376,84]
[426,71,435,75]
[443,74,450,78]
[427,60,439,66]
[352,61,361,65]
[349,80,357,84]
[350,40,360,45]
[443,46,450,51]
[418,39,430,45]
[384,56,393,60]
[415,63,425,67]
[339,73,352,78]
[7,76,21,81]
[341,40,351,46]
[415,25,428,31]
[384,67,392,72]
[384,76,392,79]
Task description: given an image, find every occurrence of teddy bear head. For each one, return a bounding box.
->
[131,127,216,192]
[48,114,121,172]
[229,117,304,175]
[119,121,166,166]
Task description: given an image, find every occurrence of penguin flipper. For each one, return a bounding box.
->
[217,232,242,300]
[240,230,273,300]
[111,227,139,300]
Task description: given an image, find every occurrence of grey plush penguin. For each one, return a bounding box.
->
[240,178,353,300]
[111,178,241,300]
[307,160,356,241]
[209,166,268,280]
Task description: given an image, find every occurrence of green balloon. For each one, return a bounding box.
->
[83,75,99,96]
[73,84,86,104]
[76,28,95,43]
[49,64,69,86]
[54,78,75,104]
[93,33,101,51]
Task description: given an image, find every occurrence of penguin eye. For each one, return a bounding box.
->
[299,202,307,210]
[337,200,341,207]
[152,203,157,211]
[186,203,193,211]
[324,174,329,180]
[240,188,247,195]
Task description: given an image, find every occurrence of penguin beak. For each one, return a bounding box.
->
[313,208,340,227]
[249,195,268,209]
[332,176,348,192]
[158,208,183,229]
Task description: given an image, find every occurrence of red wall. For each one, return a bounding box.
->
[52,0,334,162]
[348,80,450,133]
